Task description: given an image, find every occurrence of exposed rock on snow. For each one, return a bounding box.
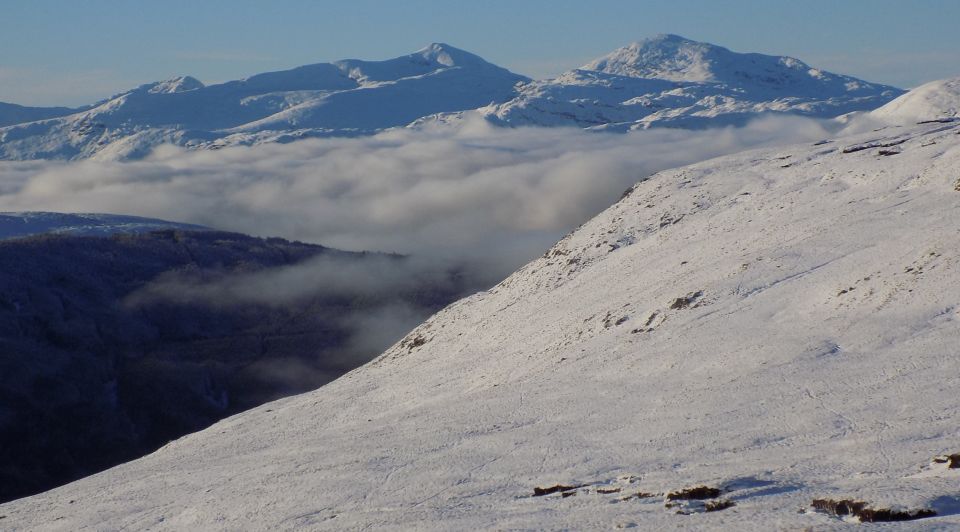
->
[932,454,960,469]
[3,113,960,528]
[809,498,936,523]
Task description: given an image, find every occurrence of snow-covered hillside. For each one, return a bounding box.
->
[425,34,903,131]
[0,44,527,160]
[4,86,960,529]
[0,212,207,239]
[872,77,960,124]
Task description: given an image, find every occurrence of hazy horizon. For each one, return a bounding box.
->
[3,0,959,106]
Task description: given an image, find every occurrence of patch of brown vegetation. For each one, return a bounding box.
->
[933,453,960,468]
[666,485,721,500]
[705,499,736,512]
[620,491,655,501]
[669,291,703,310]
[401,335,428,351]
[533,484,582,497]
[811,499,936,523]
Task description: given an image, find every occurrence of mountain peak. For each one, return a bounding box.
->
[328,43,527,86]
[577,35,897,97]
[414,42,489,68]
[581,35,737,82]
[641,33,697,45]
[144,76,205,94]
[422,42,457,53]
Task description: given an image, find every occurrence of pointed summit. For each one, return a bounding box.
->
[145,76,205,94]
[334,43,529,84]
[581,34,744,82]
[415,42,483,67]
[578,34,899,97]
[410,42,525,76]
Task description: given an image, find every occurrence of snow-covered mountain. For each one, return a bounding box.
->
[425,34,904,130]
[0,212,207,239]
[0,37,905,160]
[0,44,528,160]
[4,82,960,529]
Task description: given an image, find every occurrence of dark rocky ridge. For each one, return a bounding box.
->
[0,230,464,503]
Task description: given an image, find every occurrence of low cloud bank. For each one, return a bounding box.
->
[122,252,458,371]
[0,116,837,358]
[123,253,456,308]
[0,116,835,279]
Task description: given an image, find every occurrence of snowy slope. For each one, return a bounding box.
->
[4,100,960,528]
[0,212,207,239]
[0,102,80,128]
[872,77,960,124]
[0,44,527,160]
[424,35,903,131]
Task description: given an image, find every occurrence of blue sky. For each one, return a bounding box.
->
[2,0,959,106]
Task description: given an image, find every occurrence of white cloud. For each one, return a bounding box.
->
[0,116,834,282]
[0,117,838,361]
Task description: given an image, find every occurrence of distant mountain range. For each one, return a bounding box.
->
[0,43,527,160]
[0,35,905,160]
[0,212,207,240]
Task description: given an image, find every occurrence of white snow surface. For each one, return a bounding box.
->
[3,120,960,529]
[423,35,903,131]
[872,77,960,124]
[0,212,207,239]
[0,44,528,160]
